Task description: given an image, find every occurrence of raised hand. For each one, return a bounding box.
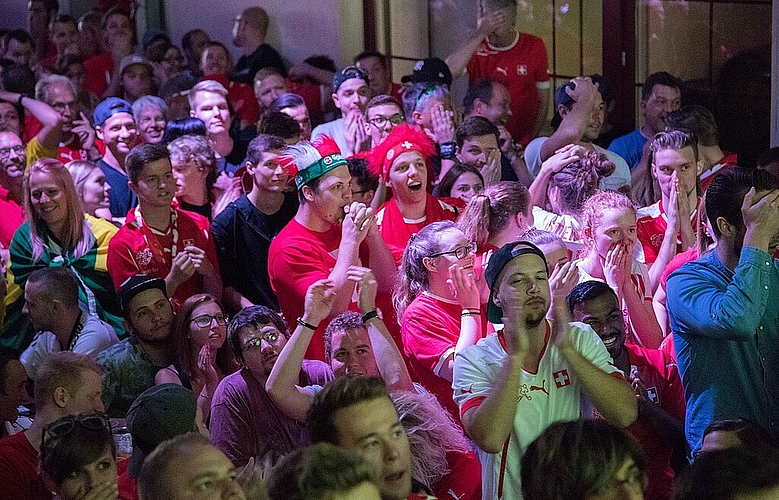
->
[603,241,631,291]
[302,279,337,325]
[742,187,779,251]
[71,111,97,151]
[548,261,579,301]
[347,265,378,313]
[477,8,508,37]
[342,201,373,245]
[448,261,481,310]
[198,342,219,386]
[431,103,455,144]
[481,148,502,187]
[541,144,584,175]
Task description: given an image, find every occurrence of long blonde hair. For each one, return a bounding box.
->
[23,158,92,262]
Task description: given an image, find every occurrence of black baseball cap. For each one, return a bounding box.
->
[485,241,549,323]
[401,57,452,87]
[117,275,168,318]
[333,66,370,93]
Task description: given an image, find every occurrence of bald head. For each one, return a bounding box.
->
[241,7,269,38]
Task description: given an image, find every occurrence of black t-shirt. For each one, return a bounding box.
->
[234,43,285,86]
[210,191,298,312]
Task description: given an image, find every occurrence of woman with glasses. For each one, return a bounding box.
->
[2,158,124,352]
[521,419,647,500]
[156,294,238,425]
[160,45,186,82]
[394,221,484,426]
[39,413,119,500]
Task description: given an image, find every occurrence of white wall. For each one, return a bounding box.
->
[165,0,362,69]
[1,0,362,70]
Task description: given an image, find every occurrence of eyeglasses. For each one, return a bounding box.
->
[368,113,404,128]
[50,101,77,113]
[190,314,229,328]
[429,241,477,260]
[0,145,25,158]
[41,413,111,459]
[241,330,280,351]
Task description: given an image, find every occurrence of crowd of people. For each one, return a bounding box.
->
[1,1,779,499]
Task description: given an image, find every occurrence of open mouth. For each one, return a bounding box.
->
[408,181,422,192]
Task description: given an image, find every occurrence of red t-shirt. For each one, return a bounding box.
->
[700,152,738,191]
[375,194,462,264]
[268,218,368,360]
[83,52,115,97]
[0,431,51,500]
[432,450,483,500]
[0,186,24,248]
[636,198,699,265]
[286,79,325,126]
[107,206,219,308]
[625,344,686,500]
[467,33,550,147]
[402,293,487,426]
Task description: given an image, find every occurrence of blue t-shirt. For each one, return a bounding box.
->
[98,159,136,218]
[608,129,647,170]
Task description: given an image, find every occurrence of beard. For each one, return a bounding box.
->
[525,309,546,329]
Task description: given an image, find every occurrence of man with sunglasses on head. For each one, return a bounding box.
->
[310,66,372,156]
[0,351,105,500]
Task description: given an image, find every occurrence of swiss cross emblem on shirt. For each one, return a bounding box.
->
[517,64,528,75]
[646,386,659,404]
[553,369,570,388]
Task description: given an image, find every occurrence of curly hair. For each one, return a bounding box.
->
[549,150,615,215]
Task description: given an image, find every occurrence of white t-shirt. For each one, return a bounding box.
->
[452,320,623,500]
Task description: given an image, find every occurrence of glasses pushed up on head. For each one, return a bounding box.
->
[41,413,111,459]
[430,241,477,260]
[190,313,229,328]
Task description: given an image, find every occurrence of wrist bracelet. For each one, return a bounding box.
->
[440,141,457,160]
[461,308,480,314]
[461,311,481,317]
[17,93,27,106]
[296,317,317,330]
[362,309,379,323]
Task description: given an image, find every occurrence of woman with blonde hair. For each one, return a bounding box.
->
[576,190,663,348]
[2,158,123,351]
[65,160,111,219]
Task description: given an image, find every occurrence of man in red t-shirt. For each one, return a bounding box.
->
[569,280,686,500]
[354,50,403,99]
[637,130,702,292]
[34,75,103,164]
[107,143,221,307]
[372,124,462,263]
[0,352,105,500]
[268,136,396,361]
[446,0,550,147]
[665,104,738,192]
[83,7,136,98]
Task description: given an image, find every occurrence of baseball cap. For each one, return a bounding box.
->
[484,241,549,323]
[401,57,452,87]
[116,275,168,318]
[126,384,198,478]
[119,54,154,77]
[333,66,370,93]
[93,97,134,127]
